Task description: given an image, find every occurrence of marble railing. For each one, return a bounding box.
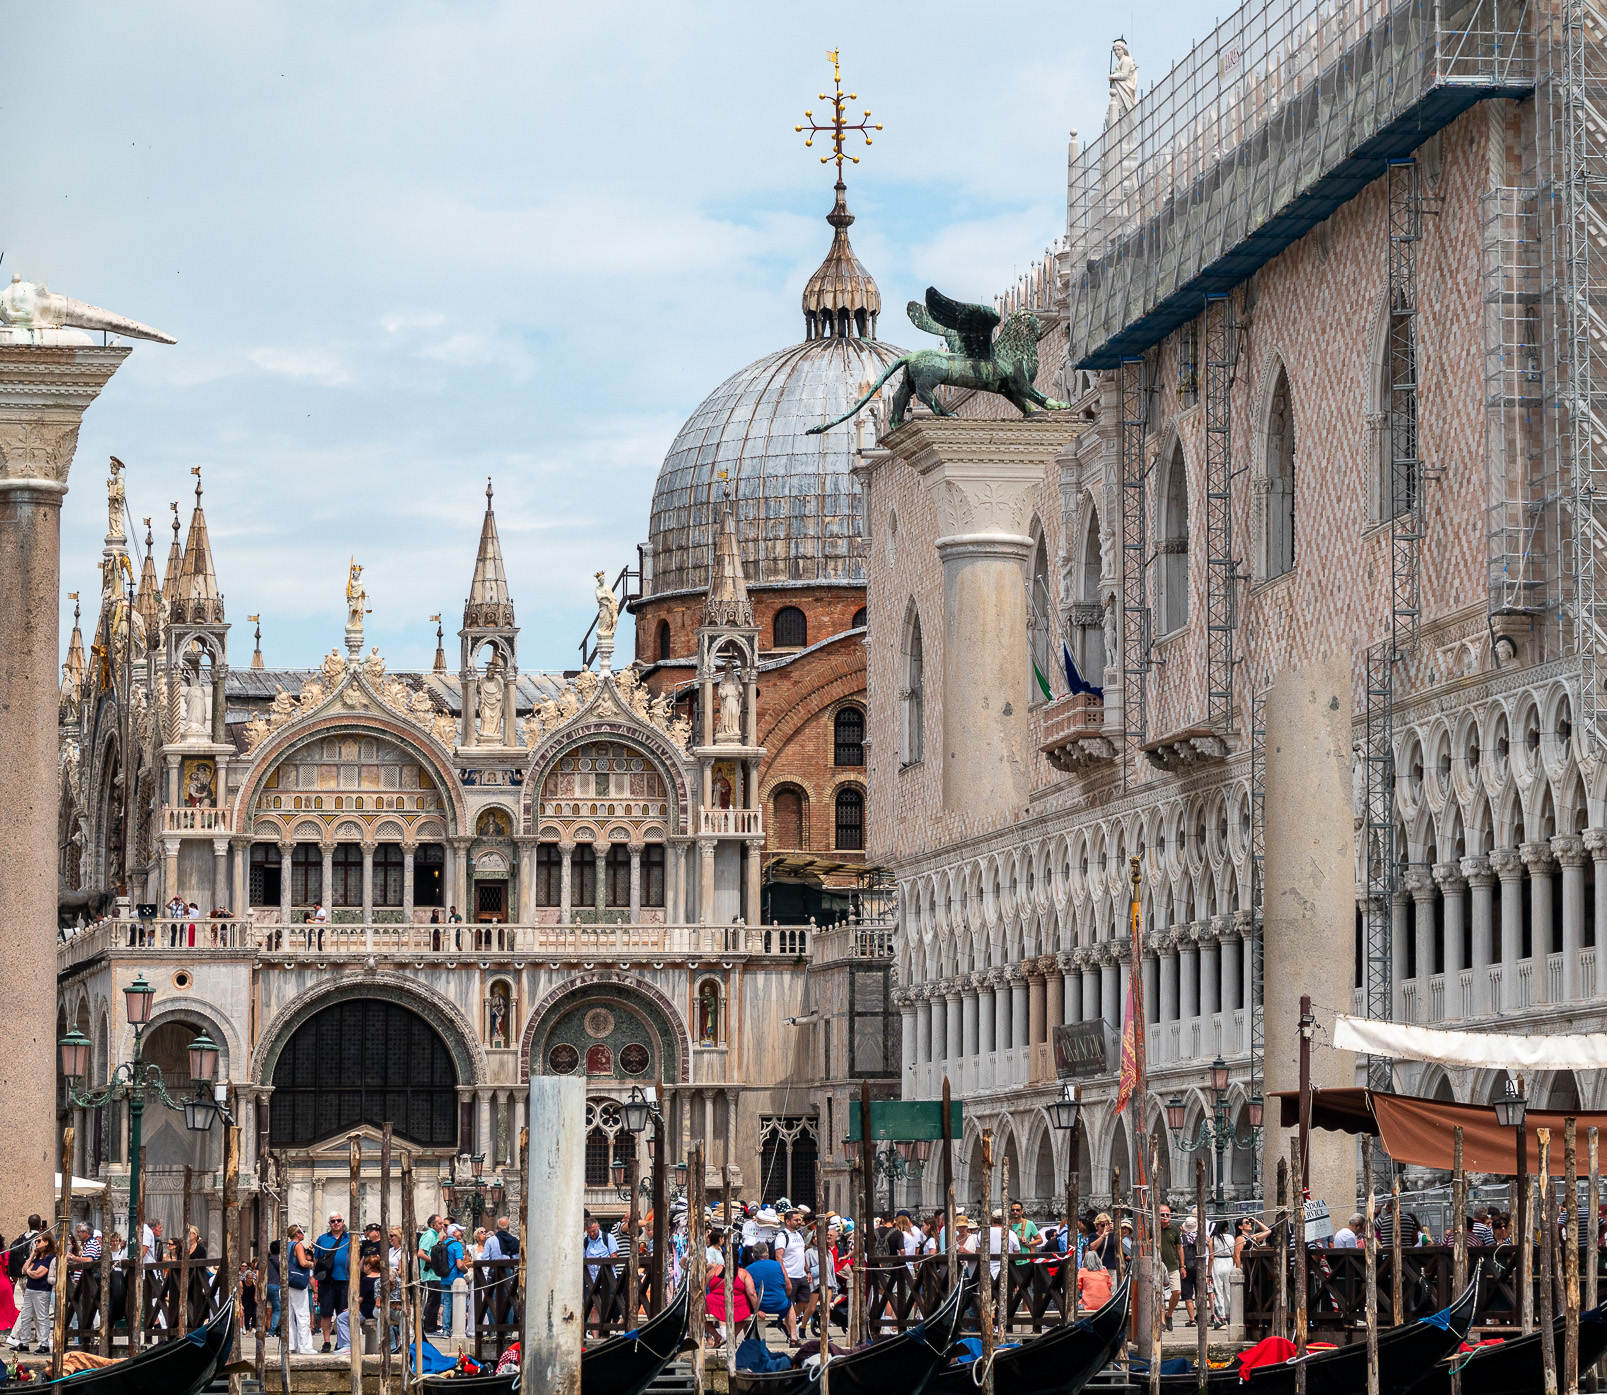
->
[699,808,762,835]
[163,807,230,832]
[58,917,820,971]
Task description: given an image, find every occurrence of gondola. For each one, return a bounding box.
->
[930,1274,1131,1395]
[1411,1302,1607,1395]
[1151,1268,1481,1395]
[418,1280,691,1395]
[729,1271,972,1395]
[42,1296,234,1395]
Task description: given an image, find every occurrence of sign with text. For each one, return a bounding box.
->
[1054,1021,1109,1079]
[847,1099,964,1142]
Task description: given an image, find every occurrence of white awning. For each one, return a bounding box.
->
[55,1174,107,1194]
[1332,1014,1607,1071]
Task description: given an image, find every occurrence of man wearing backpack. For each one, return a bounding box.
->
[8,1215,41,1308]
[314,1212,351,1353]
[430,1224,466,1337]
[481,1217,519,1323]
[416,1215,443,1335]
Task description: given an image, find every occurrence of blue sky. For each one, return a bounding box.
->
[12,1,1202,672]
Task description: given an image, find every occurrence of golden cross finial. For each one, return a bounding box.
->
[796,49,881,180]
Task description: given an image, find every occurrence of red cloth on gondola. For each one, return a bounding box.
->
[1238,1335,1297,1377]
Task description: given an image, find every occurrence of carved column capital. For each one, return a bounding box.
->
[1431,862,1467,894]
[1583,827,1607,860]
[1459,855,1493,886]
[1401,868,1436,901]
[1550,834,1587,869]
[1519,840,1556,873]
[1488,846,1524,880]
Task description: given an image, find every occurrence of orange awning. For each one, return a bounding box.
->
[1274,1087,1607,1175]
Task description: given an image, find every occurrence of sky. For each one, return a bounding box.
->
[9,1,1204,673]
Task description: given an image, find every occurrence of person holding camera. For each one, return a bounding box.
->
[6,1232,56,1353]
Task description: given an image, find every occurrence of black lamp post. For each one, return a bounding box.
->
[1167,1058,1264,1205]
[59,974,231,1237]
[1494,1077,1528,1320]
[449,1152,507,1228]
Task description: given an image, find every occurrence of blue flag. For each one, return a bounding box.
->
[1063,642,1102,699]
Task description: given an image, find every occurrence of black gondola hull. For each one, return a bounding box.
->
[730,1274,972,1395]
[1411,1305,1607,1395]
[417,1282,691,1395]
[1151,1271,1480,1395]
[43,1297,235,1395]
[930,1275,1132,1395]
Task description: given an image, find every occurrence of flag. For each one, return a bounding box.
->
[1114,977,1140,1114]
[1063,641,1103,699]
[1032,658,1054,702]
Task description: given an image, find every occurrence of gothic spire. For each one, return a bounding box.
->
[464,477,515,629]
[432,614,448,674]
[162,503,183,605]
[703,494,753,628]
[60,595,86,715]
[174,469,224,625]
[135,521,162,640]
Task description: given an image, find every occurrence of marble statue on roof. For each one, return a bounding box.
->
[1106,40,1137,128]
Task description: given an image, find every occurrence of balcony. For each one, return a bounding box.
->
[699,808,762,836]
[163,807,230,833]
[1039,693,1115,772]
[57,917,812,974]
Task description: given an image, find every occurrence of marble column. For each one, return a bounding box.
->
[1390,890,1410,1019]
[1553,834,1587,1001]
[279,840,294,921]
[453,839,470,921]
[1220,932,1240,1016]
[962,983,979,1057]
[559,842,574,925]
[1490,848,1523,1012]
[994,974,1013,1055]
[1407,870,1436,1020]
[977,977,996,1063]
[697,838,716,926]
[945,988,962,1065]
[403,845,416,921]
[1159,946,1179,1038]
[1179,933,1199,1030]
[915,993,933,1073]
[208,837,227,914]
[1588,829,1607,994]
[1043,956,1063,1038]
[1009,968,1029,1050]
[1521,840,1555,1002]
[1235,911,1255,1019]
[1434,863,1467,1019]
[1057,951,1079,1025]
[1085,956,1102,1025]
[1462,856,1494,1017]
[1199,932,1220,1047]
[1100,955,1120,1034]
[320,842,335,915]
[361,841,375,921]
[900,995,918,1092]
[240,1091,258,1175]
[629,844,643,922]
[477,1089,493,1160]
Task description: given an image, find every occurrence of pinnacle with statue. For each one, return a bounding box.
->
[809,286,1068,434]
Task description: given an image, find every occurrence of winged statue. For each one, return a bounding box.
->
[809,287,1067,436]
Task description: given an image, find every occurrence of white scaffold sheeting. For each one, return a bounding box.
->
[1332,1014,1607,1071]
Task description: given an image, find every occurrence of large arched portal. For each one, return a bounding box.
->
[269,1000,459,1148]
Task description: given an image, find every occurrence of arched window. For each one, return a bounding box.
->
[901,607,924,766]
[373,845,404,907]
[270,999,458,1147]
[697,981,721,1046]
[605,843,631,907]
[1379,295,1417,521]
[642,844,665,907]
[415,843,445,908]
[773,606,807,648]
[1157,442,1190,634]
[290,845,321,905]
[772,787,806,849]
[1265,367,1295,578]
[834,706,865,765]
[835,786,865,851]
[1076,505,1105,683]
[851,607,867,629]
[536,843,561,906]
[657,620,672,663]
[330,844,363,906]
[249,844,282,906]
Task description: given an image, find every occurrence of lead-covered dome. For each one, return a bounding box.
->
[646,185,904,598]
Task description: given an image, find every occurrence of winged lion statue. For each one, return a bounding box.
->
[808,287,1068,436]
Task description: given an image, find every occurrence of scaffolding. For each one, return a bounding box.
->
[1482,186,1547,623]
[1249,685,1267,1185]
[1542,0,1607,751]
[1065,0,1535,367]
[1204,294,1242,733]
[1120,356,1150,778]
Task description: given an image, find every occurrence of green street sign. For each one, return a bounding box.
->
[847,1099,963,1142]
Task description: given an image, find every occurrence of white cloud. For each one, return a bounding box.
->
[246,346,354,385]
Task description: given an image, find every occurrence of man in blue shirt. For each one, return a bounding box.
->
[744,1240,794,1340]
[435,1224,467,1337]
[314,1212,351,1353]
[583,1216,620,1323]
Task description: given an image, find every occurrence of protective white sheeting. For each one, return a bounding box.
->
[1333,1013,1607,1070]
[54,1173,106,1193]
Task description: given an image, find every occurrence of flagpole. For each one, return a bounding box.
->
[1118,855,1152,1338]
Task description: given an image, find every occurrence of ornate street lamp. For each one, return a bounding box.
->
[1167,1063,1262,1206]
[60,979,231,1237]
[621,1087,654,1137]
[1048,1085,1082,1134]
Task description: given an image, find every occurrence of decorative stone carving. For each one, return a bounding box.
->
[363,647,385,682]
[594,571,620,641]
[242,712,271,753]
[267,685,298,731]
[1488,846,1523,881]
[0,420,81,484]
[715,659,743,743]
